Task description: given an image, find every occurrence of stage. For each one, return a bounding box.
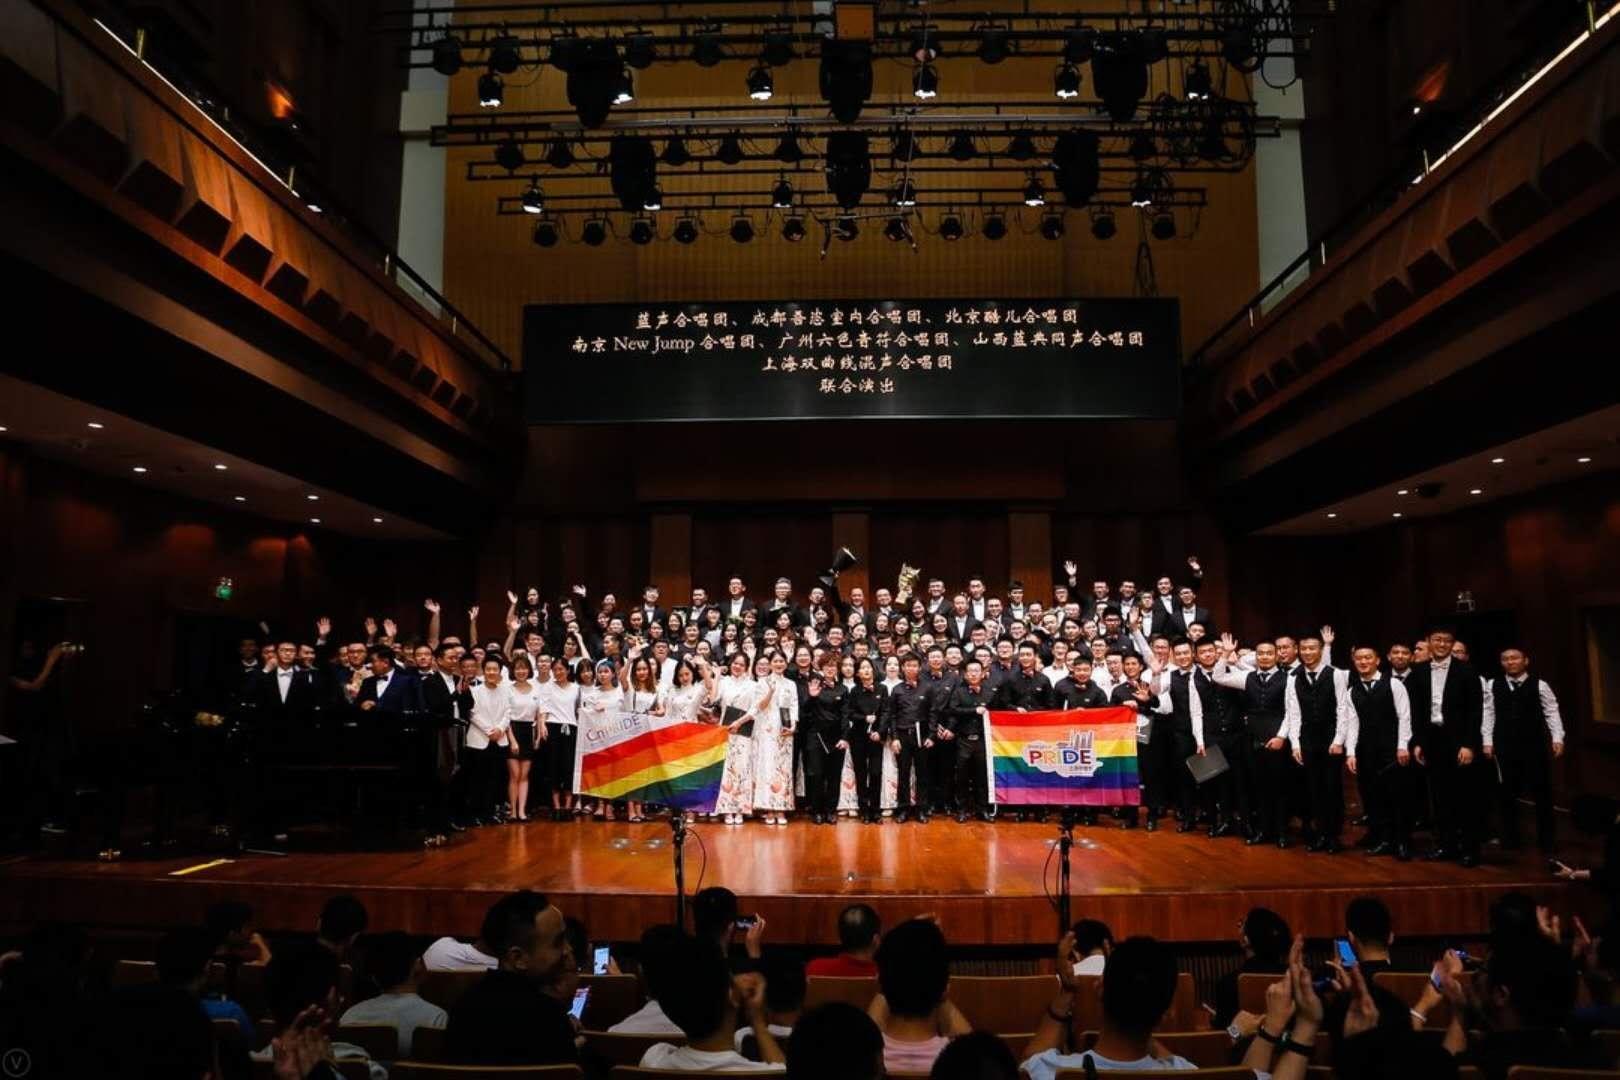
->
[0,817,1588,947]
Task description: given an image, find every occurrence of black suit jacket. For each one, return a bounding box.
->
[946,614,982,643]
[357,670,423,716]
[419,669,473,728]
[1406,659,1485,753]
[1167,606,1215,638]
[719,596,757,621]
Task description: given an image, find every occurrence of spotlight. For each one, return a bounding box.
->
[494,138,525,172]
[478,71,504,107]
[884,216,909,242]
[763,30,796,68]
[673,217,699,244]
[1089,206,1117,239]
[612,68,635,105]
[1040,212,1065,240]
[773,130,804,163]
[892,178,917,207]
[747,65,774,101]
[642,186,663,211]
[1053,63,1081,99]
[1150,209,1176,240]
[488,36,521,75]
[1129,132,1156,161]
[910,26,939,63]
[564,38,624,127]
[729,215,755,243]
[1052,129,1101,206]
[693,28,724,67]
[977,26,1012,64]
[948,131,976,161]
[982,213,1007,240]
[624,30,655,69]
[824,131,871,209]
[891,130,918,162]
[939,213,964,241]
[1023,175,1046,207]
[532,217,559,246]
[820,40,873,124]
[1093,32,1149,121]
[1130,172,1155,208]
[1005,131,1037,161]
[716,133,744,165]
[609,135,658,212]
[546,138,576,168]
[431,34,463,76]
[661,135,689,166]
[1062,26,1096,64]
[548,34,580,72]
[581,218,607,245]
[912,63,939,99]
[1184,61,1213,101]
[520,179,544,214]
[772,178,795,208]
[834,214,859,241]
[1139,28,1168,64]
[782,214,807,242]
[629,217,656,245]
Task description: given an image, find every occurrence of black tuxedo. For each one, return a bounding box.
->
[1406,658,1485,857]
[946,614,982,644]
[763,601,809,630]
[358,670,423,717]
[636,605,667,630]
[1167,606,1215,639]
[720,596,756,621]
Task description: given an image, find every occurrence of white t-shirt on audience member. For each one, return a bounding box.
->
[338,991,447,1058]
[422,937,497,971]
[640,1043,786,1072]
[1022,1048,1195,1080]
[609,999,682,1035]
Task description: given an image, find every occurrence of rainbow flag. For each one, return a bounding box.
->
[989,707,1141,806]
[574,713,730,812]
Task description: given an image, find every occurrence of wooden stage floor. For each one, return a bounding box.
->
[0,818,1581,946]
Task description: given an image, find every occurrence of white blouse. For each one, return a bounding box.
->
[467,682,512,749]
[662,683,707,725]
[506,682,543,725]
[540,681,580,728]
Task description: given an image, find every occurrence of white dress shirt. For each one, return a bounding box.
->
[275,666,296,703]
[466,682,512,749]
[373,671,393,700]
[1211,665,1288,740]
[1338,674,1413,756]
[1427,657,1452,726]
[1153,665,1204,751]
[1482,675,1565,745]
[1283,663,1352,748]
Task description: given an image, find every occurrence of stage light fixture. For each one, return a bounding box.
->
[564,38,624,127]
[730,215,755,243]
[892,178,917,207]
[910,27,939,63]
[693,28,724,67]
[609,135,658,211]
[1093,32,1149,121]
[549,34,580,72]
[520,178,544,213]
[1023,175,1046,207]
[477,71,504,107]
[494,138,525,172]
[820,40,873,124]
[1090,206,1117,239]
[763,30,796,68]
[891,130,918,162]
[1040,212,1065,240]
[782,214,807,242]
[912,63,939,99]
[1052,129,1101,206]
[1006,131,1037,161]
[545,139,575,169]
[824,131,872,209]
[629,217,656,245]
[834,214,859,241]
[1140,28,1169,64]
[948,131,977,162]
[939,213,964,241]
[581,218,607,245]
[624,30,655,69]
[884,216,909,242]
[747,65,774,101]
[982,213,1007,240]
[431,34,463,75]
[1184,61,1213,101]
[1129,132,1156,161]
[488,36,521,75]
[772,178,795,208]
[1130,171,1155,208]
[642,186,663,211]
[1063,26,1096,64]
[1054,63,1081,99]
[661,135,689,167]
[774,130,804,163]
[673,217,699,244]
[1222,25,1260,71]
[716,133,744,165]
[977,26,1012,64]
[532,217,559,246]
[1150,209,1176,240]
[612,68,635,105]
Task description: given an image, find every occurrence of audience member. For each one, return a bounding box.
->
[1210,907,1290,1028]
[338,931,447,1059]
[1343,896,1396,978]
[786,1002,883,1080]
[98,982,225,1080]
[205,899,273,965]
[1070,918,1114,976]
[872,917,970,1074]
[642,934,787,1071]
[446,890,579,1066]
[156,925,255,1041]
[807,903,881,977]
[261,942,384,1078]
[610,924,688,1035]
[422,899,502,971]
[736,952,805,1053]
[315,894,369,960]
[933,1030,1020,1080]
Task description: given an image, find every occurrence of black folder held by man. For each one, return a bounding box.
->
[1185,743,1230,784]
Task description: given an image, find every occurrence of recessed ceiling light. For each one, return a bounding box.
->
[1326,512,1337,519]
[87,421,105,430]
[309,517,321,524]
[0,425,8,432]
[1491,457,1505,464]
[372,517,383,524]
[131,466,147,473]
[1392,512,1403,518]
[1578,456,1592,463]
[1396,489,1409,495]
[213,463,228,471]
[233,495,246,502]
[1469,488,1483,495]
[306,494,320,501]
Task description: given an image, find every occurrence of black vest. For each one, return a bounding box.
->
[1349,677,1399,755]
[1166,670,1194,743]
[1193,668,1241,738]
[1490,676,1547,752]
[1242,669,1289,740]
[1293,667,1339,752]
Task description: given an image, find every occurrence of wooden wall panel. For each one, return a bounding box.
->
[690,512,832,601]
[868,512,1010,601]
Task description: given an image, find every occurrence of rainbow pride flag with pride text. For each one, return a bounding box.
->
[574,713,730,812]
[988,707,1141,806]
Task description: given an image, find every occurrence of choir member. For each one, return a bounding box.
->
[539,659,581,820]
[801,656,848,824]
[712,652,759,826]
[945,659,995,822]
[1406,627,1487,867]
[1153,641,1202,832]
[467,657,513,824]
[1340,645,1413,860]
[1284,632,1350,854]
[1485,646,1565,854]
[1109,653,1157,829]
[843,657,888,824]
[754,651,796,826]
[887,653,934,823]
[505,657,546,823]
[580,660,624,821]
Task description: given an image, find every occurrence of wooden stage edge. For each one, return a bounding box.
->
[0,818,1589,947]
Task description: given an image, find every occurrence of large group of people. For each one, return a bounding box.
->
[5,883,1619,1080]
[205,556,1568,866]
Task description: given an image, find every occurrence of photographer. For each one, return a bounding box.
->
[7,639,76,841]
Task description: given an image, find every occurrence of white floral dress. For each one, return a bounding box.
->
[713,675,760,816]
[753,675,797,811]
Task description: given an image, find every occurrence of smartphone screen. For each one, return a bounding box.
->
[1335,938,1357,968]
[569,987,590,1020]
[593,945,610,976]
[735,915,759,929]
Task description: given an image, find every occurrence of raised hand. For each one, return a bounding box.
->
[468,605,480,620]
[572,584,588,597]
[423,598,440,614]
[1063,560,1078,577]
[316,616,331,638]
[507,589,518,605]
[1187,555,1202,574]
[1320,625,1335,646]
[382,618,397,639]
[363,616,377,637]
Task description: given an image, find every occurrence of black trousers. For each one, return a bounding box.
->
[955,736,989,815]
[1254,742,1297,838]
[1358,744,1410,844]
[930,738,957,811]
[1139,730,1175,814]
[1422,730,1486,855]
[895,738,932,813]
[1171,736,1199,820]
[1302,748,1344,841]
[1209,732,1253,823]
[1496,744,1554,851]
[804,735,845,816]
[848,732,883,816]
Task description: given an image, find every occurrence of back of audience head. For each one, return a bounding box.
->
[787,1002,883,1080]
[203,900,256,953]
[103,983,216,1080]
[267,942,343,1027]
[1484,932,1577,1030]
[155,927,217,990]
[876,917,950,1020]
[1345,896,1393,957]
[838,903,882,956]
[638,924,689,1004]
[660,934,734,1041]
[1071,919,1114,960]
[692,886,740,947]
[1242,907,1291,965]
[1100,937,1178,1039]
[316,894,369,955]
[485,890,571,981]
[365,930,423,993]
[762,951,807,1018]
[930,1030,1020,1080]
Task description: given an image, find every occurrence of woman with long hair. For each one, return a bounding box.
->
[713,652,759,826]
[843,656,888,825]
[618,650,664,823]
[880,655,905,818]
[835,653,862,818]
[541,657,582,820]
[505,656,545,823]
[753,649,797,826]
[580,659,623,821]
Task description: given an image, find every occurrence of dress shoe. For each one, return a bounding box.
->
[1209,820,1233,839]
[1246,832,1272,847]
[918,813,931,824]
[1394,844,1412,862]
[1459,852,1480,869]
[1424,847,1457,862]
[1176,821,1195,834]
[1276,835,1291,850]
[811,813,825,825]
[895,810,910,823]
[957,812,969,824]
[1306,836,1328,853]
[1356,832,1378,848]
[979,812,995,823]
[1121,816,1138,830]
[1366,841,1395,857]
[1145,817,1158,832]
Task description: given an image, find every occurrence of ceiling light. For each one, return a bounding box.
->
[910,27,939,63]
[892,178,917,207]
[1129,132,1156,161]
[661,136,689,167]
[1184,62,1213,101]
[478,71,504,108]
[1392,512,1403,519]
[87,421,104,429]
[716,133,744,165]
[1326,512,1337,519]
[774,130,804,163]
[825,131,871,209]
[1023,175,1046,207]
[1052,129,1101,206]
[763,31,795,68]
[977,26,1012,65]
[884,216,909,242]
[833,214,859,242]
[213,463,228,471]
[1093,31,1149,121]
[431,34,463,76]
[642,186,663,211]
[1063,26,1097,65]
[132,466,147,473]
[1130,173,1155,208]
[1150,209,1176,240]
[532,218,559,247]
[673,218,699,244]
[520,179,544,214]
[581,218,607,246]
[729,215,754,243]
[1005,131,1037,161]
[771,178,794,208]
[1469,488,1483,495]
[609,135,658,213]
[373,517,384,524]
[624,31,655,69]
[939,213,963,241]
[488,36,521,75]
[310,517,321,524]
[307,494,320,501]
[912,63,938,99]
[612,68,635,105]
[982,213,1007,241]
[1396,489,1409,495]
[1039,212,1065,240]
[781,215,806,242]
[546,138,576,169]
[1054,63,1081,99]
[1491,456,1505,464]
[494,139,524,172]
[692,28,724,67]
[820,39,873,124]
[629,217,656,245]
[0,426,7,432]
[1578,456,1592,463]
[746,65,774,101]
[233,495,246,502]
[948,131,976,162]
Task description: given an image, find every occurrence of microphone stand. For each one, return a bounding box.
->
[671,811,689,929]
[1056,807,1076,938]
